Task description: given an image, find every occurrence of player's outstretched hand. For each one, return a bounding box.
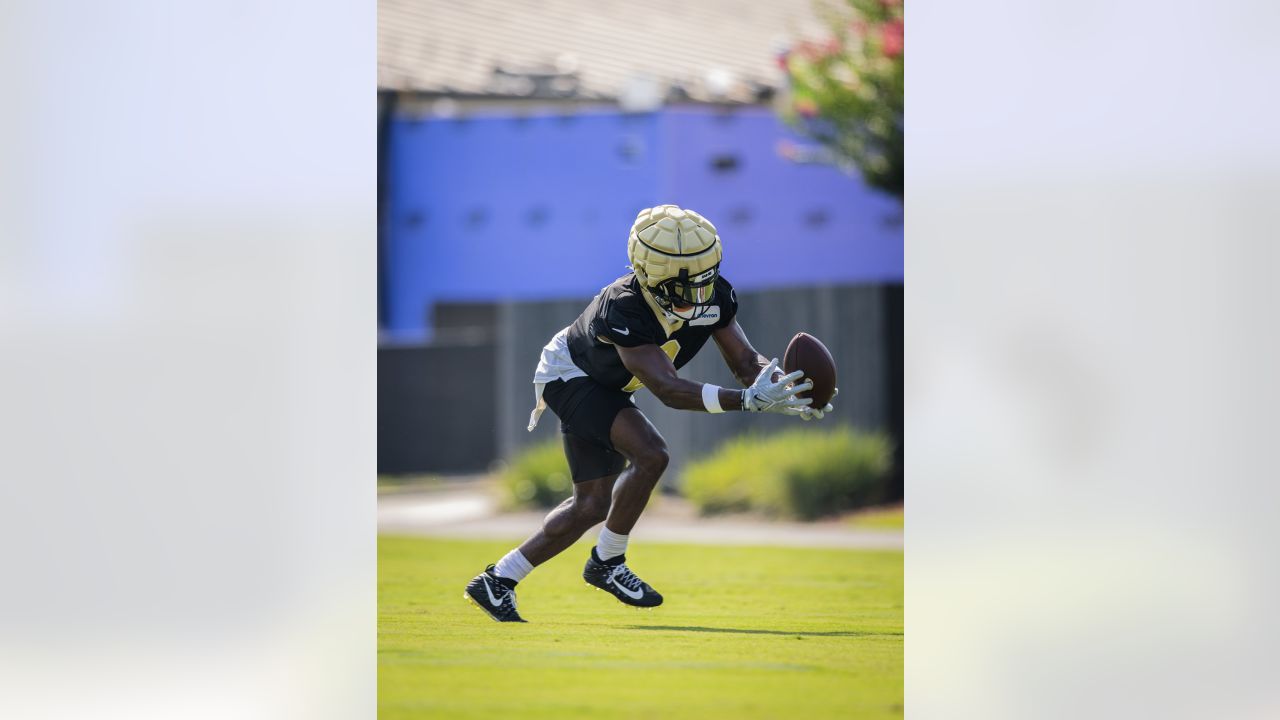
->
[799,386,838,421]
[744,359,813,415]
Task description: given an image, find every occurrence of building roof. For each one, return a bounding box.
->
[378,0,833,104]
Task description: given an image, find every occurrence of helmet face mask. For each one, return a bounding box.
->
[651,265,719,320]
[627,205,723,322]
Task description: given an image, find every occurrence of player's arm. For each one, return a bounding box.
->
[616,344,744,411]
[712,319,840,421]
[711,320,778,387]
[616,343,811,414]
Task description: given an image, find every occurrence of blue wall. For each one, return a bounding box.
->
[384,106,901,338]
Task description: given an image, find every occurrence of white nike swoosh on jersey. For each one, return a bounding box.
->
[608,573,644,600]
[612,327,630,335]
[483,578,504,607]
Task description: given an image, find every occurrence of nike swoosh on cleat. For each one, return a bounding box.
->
[611,326,630,335]
[608,575,644,600]
[482,578,504,607]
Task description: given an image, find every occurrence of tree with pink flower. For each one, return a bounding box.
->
[780,0,904,201]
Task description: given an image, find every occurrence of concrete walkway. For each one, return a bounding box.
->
[378,483,903,550]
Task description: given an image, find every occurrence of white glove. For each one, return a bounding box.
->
[799,386,838,421]
[743,359,813,415]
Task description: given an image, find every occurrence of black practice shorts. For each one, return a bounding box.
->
[541,376,634,482]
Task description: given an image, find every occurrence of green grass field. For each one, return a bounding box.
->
[379,536,903,719]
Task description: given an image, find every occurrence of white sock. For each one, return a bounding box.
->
[596,527,629,561]
[493,549,533,583]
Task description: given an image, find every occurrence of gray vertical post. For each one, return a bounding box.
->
[496,301,518,463]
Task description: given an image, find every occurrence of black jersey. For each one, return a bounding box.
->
[566,273,739,392]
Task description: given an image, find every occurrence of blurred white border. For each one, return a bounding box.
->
[910,0,1280,717]
[5,0,1280,716]
[0,2,373,718]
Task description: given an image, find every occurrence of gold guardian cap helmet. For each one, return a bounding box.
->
[627,205,723,320]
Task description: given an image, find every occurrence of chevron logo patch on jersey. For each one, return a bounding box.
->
[686,305,721,326]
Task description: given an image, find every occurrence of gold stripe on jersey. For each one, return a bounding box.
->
[622,339,682,392]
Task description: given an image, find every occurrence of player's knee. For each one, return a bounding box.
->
[575,494,610,525]
[633,443,669,478]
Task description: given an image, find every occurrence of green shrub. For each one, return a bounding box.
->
[499,438,571,509]
[681,428,892,520]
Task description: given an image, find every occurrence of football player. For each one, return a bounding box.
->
[465,205,837,622]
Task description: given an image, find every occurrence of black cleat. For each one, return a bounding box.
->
[464,564,527,622]
[583,548,663,608]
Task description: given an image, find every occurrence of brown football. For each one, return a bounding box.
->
[782,332,837,408]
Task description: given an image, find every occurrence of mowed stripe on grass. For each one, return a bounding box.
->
[379,536,903,719]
